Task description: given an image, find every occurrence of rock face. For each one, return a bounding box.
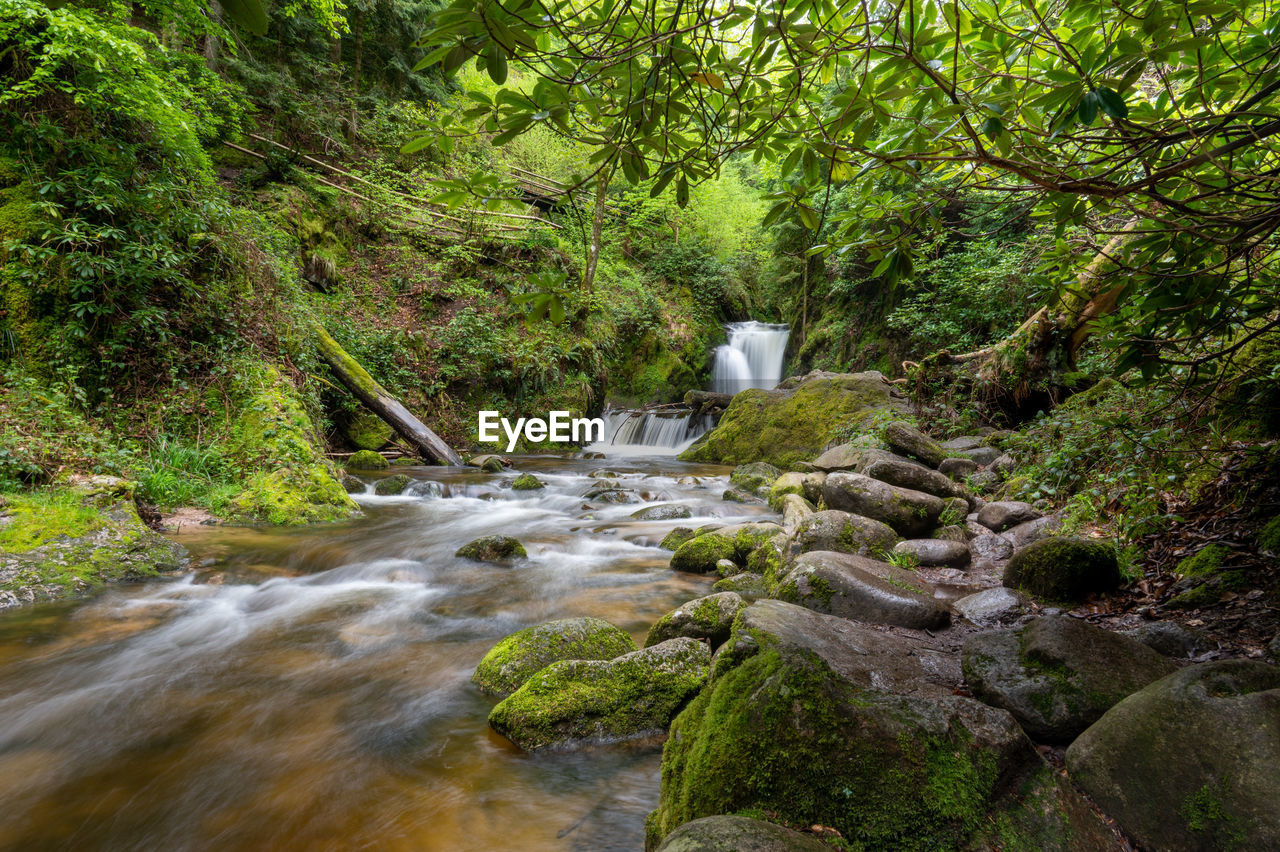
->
[649,600,1109,851]
[646,592,746,649]
[1067,660,1280,851]
[1003,538,1121,602]
[472,617,637,697]
[884,421,947,468]
[792,510,898,557]
[893,538,970,568]
[776,551,950,629]
[653,815,830,852]
[488,637,710,750]
[820,473,943,537]
[455,535,528,562]
[977,501,1041,532]
[963,615,1178,743]
[633,504,694,521]
[670,533,738,574]
[679,372,903,468]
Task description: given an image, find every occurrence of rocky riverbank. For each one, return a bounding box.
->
[469,371,1280,851]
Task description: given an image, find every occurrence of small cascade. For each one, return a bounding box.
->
[586,409,712,455]
[711,321,790,394]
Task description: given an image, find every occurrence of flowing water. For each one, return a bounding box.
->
[588,411,713,456]
[711,322,790,394]
[0,456,774,852]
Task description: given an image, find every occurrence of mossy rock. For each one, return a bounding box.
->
[511,473,546,491]
[489,637,711,750]
[346,450,389,471]
[670,533,738,574]
[472,616,637,697]
[455,534,527,562]
[1176,543,1230,577]
[679,373,902,468]
[660,527,697,551]
[792,510,899,557]
[1166,570,1248,610]
[767,472,806,511]
[345,411,393,451]
[340,474,364,493]
[713,573,769,598]
[729,462,782,496]
[884,421,947,468]
[373,474,411,495]
[652,815,830,852]
[633,504,694,521]
[1002,537,1120,603]
[645,592,746,649]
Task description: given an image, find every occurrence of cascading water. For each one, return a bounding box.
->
[711,321,790,394]
[586,410,712,456]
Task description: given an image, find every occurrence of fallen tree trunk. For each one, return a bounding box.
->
[313,322,463,466]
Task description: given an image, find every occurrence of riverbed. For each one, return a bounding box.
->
[0,456,773,852]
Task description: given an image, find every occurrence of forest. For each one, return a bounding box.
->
[0,0,1277,849]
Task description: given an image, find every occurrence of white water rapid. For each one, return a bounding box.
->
[710,321,790,394]
[586,410,712,456]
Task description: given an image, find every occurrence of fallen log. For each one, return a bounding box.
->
[313,322,463,466]
[683,390,734,416]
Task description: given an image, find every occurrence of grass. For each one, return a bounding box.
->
[134,436,239,510]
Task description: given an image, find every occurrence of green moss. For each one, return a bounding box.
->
[1180,782,1246,849]
[670,533,738,574]
[1167,571,1247,610]
[660,527,697,551]
[511,473,545,490]
[1177,544,1230,577]
[455,534,527,562]
[1002,537,1121,603]
[373,473,410,495]
[346,450,389,470]
[472,616,636,696]
[1258,516,1280,554]
[345,411,393,451]
[0,490,106,552]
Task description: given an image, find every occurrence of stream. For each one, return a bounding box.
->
[0,454,773,852]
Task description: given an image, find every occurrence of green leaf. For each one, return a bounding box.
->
[981,116,1003,140]
[486,44,508,85]
[220,0,268,36]
[676,176,689,208]
[1077,91,1099,126]
[1095,87,1129,120]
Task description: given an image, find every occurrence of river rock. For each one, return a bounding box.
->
[963,615,1178,743]
[971,533,1014,561]
[489,637,710,750]
[721,487,764,504]
[455,535,527,562]
[646,592,746,649]
[373,474,411,495]
[809,434,884,471]
[729,462,782,496]
[792,510,898,557]
[633,503,694,521]
[766,472,805,510]
[960,446,1002,467]
[1002,513,1064,548]
[778,493,814,528]
[1066,660,1280,851]
[346,450,389,471]
[856,450,967,500]
[892,538,969,568]
[472,617,637,697]
[679,372,904,468]
[952,587,1031,626]
[777,551,950,629]
[941,436,983,451]
[715,559,737,576]
[1124,620,1214,658]
[670,533,737,574]
[744,533,791,589]
[340,474,364,493]
[1003,537,1121,603]
[650,600,1107,851]
[585,485,638,504]
[977,501,1041,532]
[820,472,943,537]
[653,815,829,852]
[660,527,696,551]
[800,471,826,504]
[510,473,545,490]
[712,573,769,599]
[884,421,947,468]
[938,457,977,479]
[933,524,968,543]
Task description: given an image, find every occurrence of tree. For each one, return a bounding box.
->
[415,0,1280,395]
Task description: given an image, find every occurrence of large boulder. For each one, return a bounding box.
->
[809,434,885,471]
[455,534,527,562]
[884,421,947,468]
[633,504,695,521]
[952,587,1032,626]
[679,372,904,468]
[1003,537,1121,603]
[649,600,1110,851]
[792,510,898,557]
[729,462,782,496]
[892,538,970,568]
[767,472,806,510]
[669,533,737,574]
[977,501,1042,532]
[963,615,1178,743]
[373,473,411,495]
[646,592,746,649]
[472,617,637,696]
[1066,660,1280,851]
[489,637,710,750]
[821,473,943,536]
[653,815,829,852]
[855,449,967,500]
[776,550,950,630]
[778,493,815,528]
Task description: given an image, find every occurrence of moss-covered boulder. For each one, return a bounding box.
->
[884,421,947,468]
[713,573,769,598]
[767,472,806,510]
[792,510,899,557]
[472,616,637,697]
[373,474,411,495]
[809,435,886,471]
[670,533,738,574]
[652,815,830,852]
[962,615,1178,743]
[345,410,393,451]
[1066,660,1280,851]
[346,450,389,471]
[660,527,697,551]
[510,473,545,490]
[820,472,944,537]
[679,373,902,468]
[633,504,695,521]
[777,550,950,630]
[729,462,782,496]
[1003,538,1121,603]
[645,592,746,649]
[489,638,711,750]
[778,493,815,528]
[455,534,527,562]
[0,478,187,609]
[648,599,1107,851]
[721,486,764,504]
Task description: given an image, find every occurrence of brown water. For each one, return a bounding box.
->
[0,456,773,852]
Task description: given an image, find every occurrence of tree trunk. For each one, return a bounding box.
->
[204,0,221,69]
[313,322,463,465]
[582,165,613,293]
[350,13,363,140]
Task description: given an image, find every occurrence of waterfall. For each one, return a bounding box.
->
[586,410,712,455]
[711,321,790,394]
